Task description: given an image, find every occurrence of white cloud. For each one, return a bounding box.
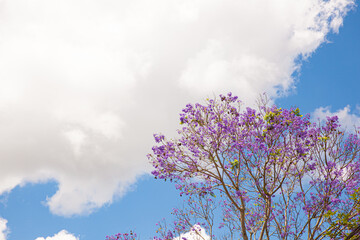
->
[0,218,8,240]
[313,106,360,130]
[0,0,354,216]
[35,230,78,240]
[174,225,210,240]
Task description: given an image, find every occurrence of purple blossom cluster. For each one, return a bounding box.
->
[106,231,137,240]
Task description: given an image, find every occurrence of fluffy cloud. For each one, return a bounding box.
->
[35,230,78,240]
[174,225,210,240]
[0,0,354,216]
[313,106,360,130]
[0,218,8,240]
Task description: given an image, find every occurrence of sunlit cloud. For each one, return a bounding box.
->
[0,0,354,216]
[0,218,8,240]
[313,105,360,130]
[35,230,78,240]
[173,225,210,240]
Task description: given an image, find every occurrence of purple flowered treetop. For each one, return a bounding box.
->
[108,93,360,240]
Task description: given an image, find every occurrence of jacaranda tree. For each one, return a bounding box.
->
[107,93,360,240]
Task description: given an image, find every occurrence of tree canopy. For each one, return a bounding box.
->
[108,93,360,240]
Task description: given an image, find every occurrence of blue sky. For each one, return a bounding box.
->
[0,1,359,239]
